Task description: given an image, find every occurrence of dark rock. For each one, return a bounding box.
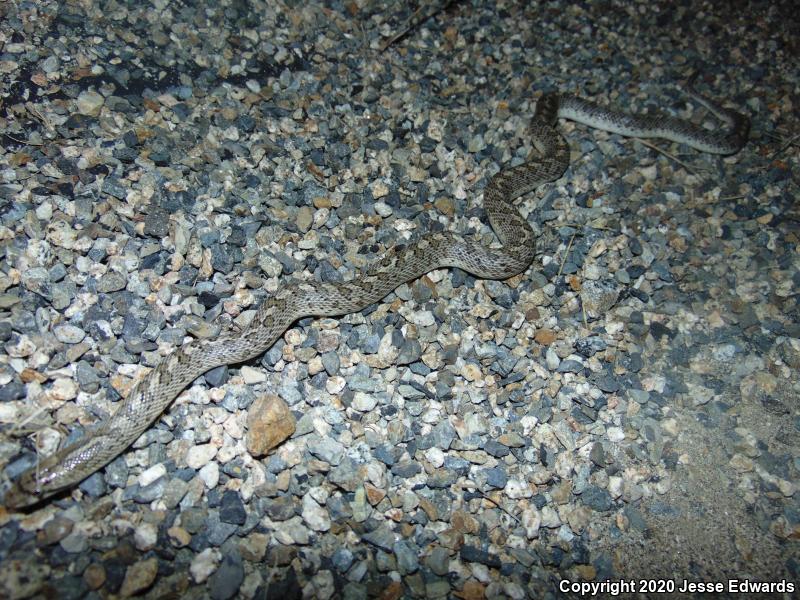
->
[484,440,509,458]
[460,545,502,568]
[581,485,613,512]
[484,467,508,489]
[265,495,296,521]
[391,462,421,478]
[219,490,247,525]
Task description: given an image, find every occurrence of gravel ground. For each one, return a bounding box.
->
[0,1,798,598]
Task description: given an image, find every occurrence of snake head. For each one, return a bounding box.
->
[3,472,48,510]
[3,432,116,510]
[3,447,81,510]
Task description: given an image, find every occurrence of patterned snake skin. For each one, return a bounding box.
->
[3,77,749,508]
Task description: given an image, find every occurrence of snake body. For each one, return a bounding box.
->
[4,78,748,508]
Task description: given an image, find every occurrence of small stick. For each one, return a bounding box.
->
[637,139,704,178]
[380,5,425,52]
[4,132,40,146]
[379,0,456,52]
[11,405,49,435]
[582,295,589,329]
[557,233,576,278]
[771,132,800,159]
[469,487,520,524]
[562,222,614,231]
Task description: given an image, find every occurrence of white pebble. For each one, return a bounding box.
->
[425,447,445,468]
[199,462,219,488]
[6,334,36,357]
[376,333,398,366]
[504,479,532,499]
[240,366,266,384]
[371,181,389,198]
[540,505,561,528]
[608,476,623,498]
[302,494,331,532]
[471,563,491,583]
[521,507,541,539]
[50,378,78,401]
[373,201,393,217]
[352,392,377,412]
[545,347,560,370]
[76,90,104,116]
[639,164,657,180]
[133,522,158,551]
[185,444,217,469]
[190,548,221,583]
[409,311,435,327]
[606,427,626,442]
[325,375,346,395]
[138,463,167,487]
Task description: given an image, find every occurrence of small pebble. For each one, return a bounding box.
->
[120,557,158,597]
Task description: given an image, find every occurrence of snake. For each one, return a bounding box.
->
[3,76,748,508]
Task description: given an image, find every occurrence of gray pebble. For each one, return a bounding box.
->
[581,485,613,512]
[397,339,422,365]
[105,456,129,488]
[425,546,450,576]
[321,351,340,375]
[59,530,89,553]
[181,507,209,534]
[391,461,421,478]
[78,471,106,498]
[162,478,189,509]
[308,437,345,465]
[54,324,86,344]
[40,516,74,545]
[0,380,25,401]
[331,548,354,571]
[485,466,508,489]
[278,382,303,405]
[96,272,127,293]
[101,176,126,199]
[362,525,396,552]
[133,477,166,503]
[347,375,385,393]
[265,495,296,521]
[209,551,244,600]
[329,458,362,492]
[558,359,584,373]
[206,512,239,546]
[593,373,620,393]
[393,539,419,574]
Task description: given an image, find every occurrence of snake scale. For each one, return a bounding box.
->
[3,77,748,508]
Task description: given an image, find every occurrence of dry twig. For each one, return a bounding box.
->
[379,0,457,52]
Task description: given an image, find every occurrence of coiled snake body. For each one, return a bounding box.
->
[4,78,748,508]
